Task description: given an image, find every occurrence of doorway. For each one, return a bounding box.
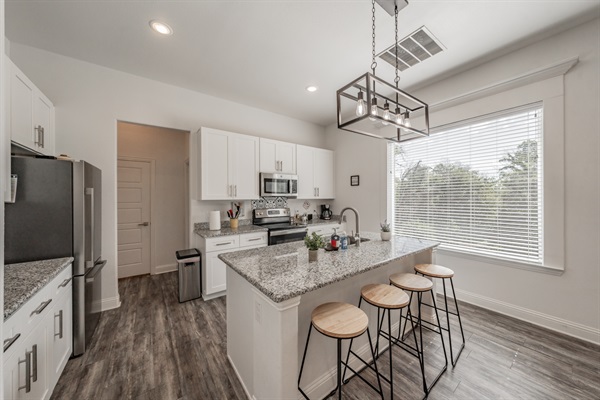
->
[117,121,190,278]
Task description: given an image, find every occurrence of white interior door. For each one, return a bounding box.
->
[117,159,151,278]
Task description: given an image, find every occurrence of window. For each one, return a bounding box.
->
[389,103,543,265]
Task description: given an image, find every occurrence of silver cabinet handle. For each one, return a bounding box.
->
[34,126,41,145]
[59,277,72,288]
[55,310,64,339]
[40,127,45,148]
[32,344,38,382]
[248,237,262,242]
[216,242,233,246]
[227,184,231,197]
[138,222,149,226]
[18,349,32,393]
[31,299,52,316]
[234,185,237,197]
[3,333,21,352]
[317,187,320,197]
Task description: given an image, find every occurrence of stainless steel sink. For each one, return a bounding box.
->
[348,237,370,245]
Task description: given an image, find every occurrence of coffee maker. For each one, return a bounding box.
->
[320,204,333,220]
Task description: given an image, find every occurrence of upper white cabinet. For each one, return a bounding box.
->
[297,145,335,199]
[259,138,296,174]
[196,127,260,200]
[7,58,55,156]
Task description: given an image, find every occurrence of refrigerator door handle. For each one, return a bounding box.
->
[85,187,94,269]
[85,259,107,283]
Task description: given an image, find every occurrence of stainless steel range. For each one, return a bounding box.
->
[253,208,308,245]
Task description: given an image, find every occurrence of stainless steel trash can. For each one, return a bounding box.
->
[175,248,202,303]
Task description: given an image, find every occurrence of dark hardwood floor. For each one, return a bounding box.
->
[51,272,600,400]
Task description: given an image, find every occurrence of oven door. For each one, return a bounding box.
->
[269,228,308,245]
[260,173,297,197]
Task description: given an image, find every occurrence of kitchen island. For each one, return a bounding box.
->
[219,233,439,400]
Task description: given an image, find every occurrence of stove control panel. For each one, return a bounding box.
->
[254,208,290,218]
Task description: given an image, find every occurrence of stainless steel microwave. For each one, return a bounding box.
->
[260,173,298,197]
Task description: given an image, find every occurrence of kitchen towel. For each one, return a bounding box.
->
[209,211,221,230]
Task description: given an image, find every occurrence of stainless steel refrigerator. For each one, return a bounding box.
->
[5,155,105,356]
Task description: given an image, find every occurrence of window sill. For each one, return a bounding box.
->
[435,247,565,276]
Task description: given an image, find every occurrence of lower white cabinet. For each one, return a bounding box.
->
[2,266,72,400]
[198,231,268,300]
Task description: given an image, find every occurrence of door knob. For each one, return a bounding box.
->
[138,222,149,226]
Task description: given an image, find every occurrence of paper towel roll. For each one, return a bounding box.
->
[209,211,221,230]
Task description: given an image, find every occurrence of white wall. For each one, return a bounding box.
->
[8,42,326,308]
[117,122,189,274]
[327,18,600,342]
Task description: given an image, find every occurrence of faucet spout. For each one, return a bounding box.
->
[340,207,360,247]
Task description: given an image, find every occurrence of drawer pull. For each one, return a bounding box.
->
[18,349,32,393]
[247,238,262,242]
[32,344,38,382]
[3,333,21,352]
[59,277,72,288]
[216,242,232,246]
[55,310,64,339]
[31,299,52,316]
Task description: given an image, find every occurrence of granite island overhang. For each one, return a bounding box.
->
[219,232,439,400]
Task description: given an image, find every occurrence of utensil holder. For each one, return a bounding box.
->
[230,218,239,229]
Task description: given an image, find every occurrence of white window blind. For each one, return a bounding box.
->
[389,103,543,264]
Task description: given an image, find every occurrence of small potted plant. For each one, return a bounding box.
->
[304,232,325,262]
[380,220,392,241]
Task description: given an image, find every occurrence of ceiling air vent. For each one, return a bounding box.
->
[378,26,444,71]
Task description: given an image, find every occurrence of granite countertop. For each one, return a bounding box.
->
[4,257,73,321]
[194,222,268,239]
[219,233,439,303]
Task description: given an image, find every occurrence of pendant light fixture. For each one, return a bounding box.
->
[336,0,429,142]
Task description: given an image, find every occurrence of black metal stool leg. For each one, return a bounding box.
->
[417,292,427,393]
[388,309,394,400]
[337,338,342,400]
[366,327,384,399]
[449,277,465,366]
[442,278,454,365]
[298,324,313,399]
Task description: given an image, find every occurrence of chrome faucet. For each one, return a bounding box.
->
[340,207,360,246]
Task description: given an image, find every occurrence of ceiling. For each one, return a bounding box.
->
[6,0,600,127]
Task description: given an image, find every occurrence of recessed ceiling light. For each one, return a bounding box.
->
[149,20,173,35]
[306,86,318,92]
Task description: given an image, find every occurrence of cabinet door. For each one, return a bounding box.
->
[9,60,36,151]
[4,326,49,400]
[33,93,54,156]
[296,145,315,199]
[314,149,335,199]
[205,252,228,295]
[230,134,259,199]
[200,128,230,200]
[47,289,72,391]
[259,138,278,173]
[276,141,296,174]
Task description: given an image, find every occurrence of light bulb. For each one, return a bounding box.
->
[395,108,404,125]
[404,112,411,128]
[355,91,366,116]
[382,102,391,126]
[369,97,378,121]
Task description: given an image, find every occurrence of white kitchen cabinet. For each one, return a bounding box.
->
[296,145,335,199]
[197,127,260,200]
[2,266,72,400]
[259,138,296,174]
[198,231,267,300]
[7,58,55,156]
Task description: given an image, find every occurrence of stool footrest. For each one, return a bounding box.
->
[341,351,384,395]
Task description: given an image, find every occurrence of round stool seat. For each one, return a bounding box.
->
[390,273,433,292]
[415,264,454,278]
[311,302,368,339]
[361,283,409,309]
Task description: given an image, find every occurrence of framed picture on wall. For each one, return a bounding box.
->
[350,175,359,186]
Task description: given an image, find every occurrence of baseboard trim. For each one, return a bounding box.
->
[154,263,177,275]
[227,354,253,400]
[449,288,600,345]
[91,296,121,313]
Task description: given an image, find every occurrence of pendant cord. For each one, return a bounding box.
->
[371,0,377,75]
[394,3,399,87]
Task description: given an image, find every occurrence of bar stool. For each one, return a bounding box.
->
[343,283,418,400]
[298,302,383,400]
[389,272,448,394]
[414,263,465,366]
